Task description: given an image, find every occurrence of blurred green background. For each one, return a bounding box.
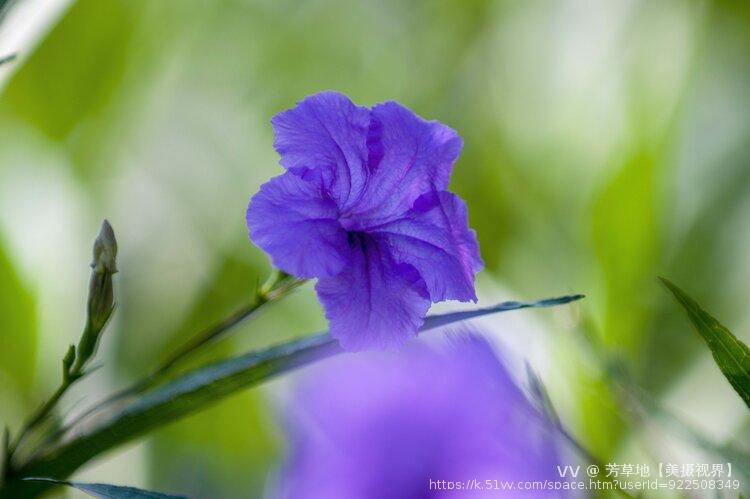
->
[1,0,749,497]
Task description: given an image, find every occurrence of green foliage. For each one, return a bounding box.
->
[147,256,283,496]
[5,222,119,472]
[4,295,582,498]
[592,149,660,354]
[1,0,749,497]
[1,0,139,143]
[22,478,185,499]
[587,149,660,458]
[0,241,36,392]
[150,391,279,499]
[661,278,750,409]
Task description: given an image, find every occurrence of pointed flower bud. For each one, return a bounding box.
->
[91,219,118,274]
[75,220,118,372]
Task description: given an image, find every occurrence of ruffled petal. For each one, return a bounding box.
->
[371,191,483,302]
[271,91,371,208]
[315,234,430,351]
[246,172,351,278]
[340,101,463,229]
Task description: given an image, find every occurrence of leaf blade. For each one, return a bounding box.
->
[0,239,36,391]
[22,478,186,498]
[15,295,584,487]
[661,277,750,408]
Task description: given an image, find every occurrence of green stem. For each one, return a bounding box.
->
[1,294,584,499]
[38,271,306,453]
[9,221,120,464]
[153,270,303,377]
[8,379,74,461]
[9,343,83,462]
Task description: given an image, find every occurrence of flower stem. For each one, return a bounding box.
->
[37,270,306,453]
[9,387,67,452]
[7,222,119,464]
[7,365,81,461]
[153,269,303,377]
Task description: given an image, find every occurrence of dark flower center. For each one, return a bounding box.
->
[347,231,369,251]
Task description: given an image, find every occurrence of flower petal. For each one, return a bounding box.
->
[271,91,371,208]
[341,101,463,228]
[247,172,351,278]
[277,332,566,499]
[371,191,483,302]
[315,234,430,351]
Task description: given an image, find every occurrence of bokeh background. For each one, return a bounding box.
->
[1,0,749,497]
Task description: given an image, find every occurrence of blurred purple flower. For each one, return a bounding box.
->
[247,92,483,350]
[274,331,567,498]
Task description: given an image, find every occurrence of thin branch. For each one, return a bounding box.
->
[154,271,305,377]
[40,272,307,450]
[9,221,118,461]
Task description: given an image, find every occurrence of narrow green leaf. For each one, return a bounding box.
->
[661,277,750,408]
[14,295,583,486]
[525,364,561,427]
[0,239,36,391]
[22,478,185,498]
[424,294,584,330]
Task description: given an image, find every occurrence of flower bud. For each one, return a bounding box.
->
[90,219,117,274]
[76,220,118,371]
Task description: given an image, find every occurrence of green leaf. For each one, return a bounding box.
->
[588,149,661,458]
[661,277,750,408]
[11,295,583,490]
[0,239,36,391]
[22,478,186,498]
[2,0,139,143]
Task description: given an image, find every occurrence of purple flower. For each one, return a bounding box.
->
[247,92,483,350]
[274,330,567,498]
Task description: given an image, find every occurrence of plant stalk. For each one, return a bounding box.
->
[36,271,306,455]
